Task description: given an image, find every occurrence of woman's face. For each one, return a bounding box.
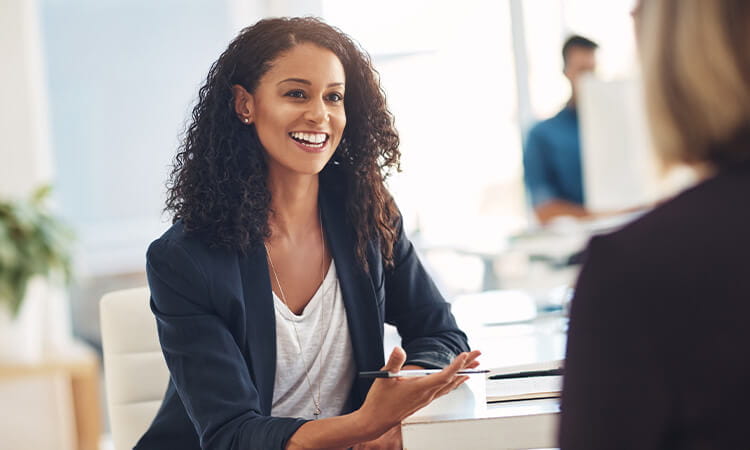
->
[238,43,347,179]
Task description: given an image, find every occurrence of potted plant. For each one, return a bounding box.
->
[0,186,74,361]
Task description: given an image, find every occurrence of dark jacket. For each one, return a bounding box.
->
[560,159,750,449]
[135,175,469,450]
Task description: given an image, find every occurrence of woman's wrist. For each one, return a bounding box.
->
[349,407,387,442]
[285,410,385,449]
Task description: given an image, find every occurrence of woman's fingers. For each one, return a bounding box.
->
[435,350,481,380]
[461,350,482,369]
[383,349,483,407]
[438,352,468,379]
[435,375,469,398]
[413,352,467,394]
[465,360,480,369]
[381,346,406,372]
[416,350,482,398]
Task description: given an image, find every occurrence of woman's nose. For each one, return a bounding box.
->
[304,99,329,123]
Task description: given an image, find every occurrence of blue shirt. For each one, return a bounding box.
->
[523,106,584,207]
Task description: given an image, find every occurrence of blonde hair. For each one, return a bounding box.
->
[639,0,750,166]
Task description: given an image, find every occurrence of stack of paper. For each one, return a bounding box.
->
[487,360,563,403]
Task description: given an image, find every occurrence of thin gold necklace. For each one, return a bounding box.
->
[264,212,327,419]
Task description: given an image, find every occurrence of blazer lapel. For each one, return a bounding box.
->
[238,245,276,415]
[236,181,385,413]
[320,190,385,405]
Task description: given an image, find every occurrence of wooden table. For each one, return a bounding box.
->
[0,340,102,450]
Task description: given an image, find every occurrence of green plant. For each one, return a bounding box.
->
[0,186,74,317]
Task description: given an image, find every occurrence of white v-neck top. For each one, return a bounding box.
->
[270,260,356,419]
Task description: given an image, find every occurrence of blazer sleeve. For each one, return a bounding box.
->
[383,215,470,369]
[146,237,308,450]
[559,235,672,449]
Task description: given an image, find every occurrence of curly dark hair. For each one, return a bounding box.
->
[165,17,401,269]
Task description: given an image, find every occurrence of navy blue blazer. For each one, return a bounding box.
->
[134,176,469,450]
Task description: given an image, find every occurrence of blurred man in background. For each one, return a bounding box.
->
[523,35,598,225]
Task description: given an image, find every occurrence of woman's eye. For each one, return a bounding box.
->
[327,92,344,102]
[285,90,306,99]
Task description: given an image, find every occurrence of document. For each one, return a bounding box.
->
[487,360,562,403]
[487,376,561,403]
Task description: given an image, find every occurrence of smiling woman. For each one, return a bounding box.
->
[164,19,400,271]
[137,17,479,450]
[231,43,347,179]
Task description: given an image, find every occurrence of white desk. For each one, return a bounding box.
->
[384,312,567,372]
[397,312,567,449]
[403,387,559,450]
[466,314,567,371]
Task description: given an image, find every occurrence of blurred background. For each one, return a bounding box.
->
[2,0,644,448]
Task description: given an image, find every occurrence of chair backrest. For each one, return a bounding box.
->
[100,287,169,450]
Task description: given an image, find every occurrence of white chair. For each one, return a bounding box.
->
[100,287,169,450]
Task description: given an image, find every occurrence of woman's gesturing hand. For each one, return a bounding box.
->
[356,346,482,441]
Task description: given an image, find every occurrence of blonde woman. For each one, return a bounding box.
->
[560,0,750,448]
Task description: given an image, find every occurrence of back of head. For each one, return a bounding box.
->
[637,0,750,167]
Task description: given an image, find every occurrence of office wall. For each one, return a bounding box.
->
[39,0,259,275]
[0,0,53,199]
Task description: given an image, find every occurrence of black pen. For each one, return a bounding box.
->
[359,369,490,379]
[488,368,563,380]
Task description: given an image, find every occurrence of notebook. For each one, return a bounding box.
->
[487,360,563,403]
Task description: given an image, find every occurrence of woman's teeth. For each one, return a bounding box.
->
[290,132,328,146]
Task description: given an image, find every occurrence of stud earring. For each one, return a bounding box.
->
[243,117,250,123]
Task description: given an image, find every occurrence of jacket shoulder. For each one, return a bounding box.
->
[147,221,240,282]
[591,169,750,275]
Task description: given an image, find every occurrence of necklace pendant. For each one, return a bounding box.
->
[313,406,321,419]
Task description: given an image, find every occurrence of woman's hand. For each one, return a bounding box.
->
[350,364,423,449]
[355,346,482,440]
[285,348,481,450]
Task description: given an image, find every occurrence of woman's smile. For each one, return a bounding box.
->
[289,131,330,153]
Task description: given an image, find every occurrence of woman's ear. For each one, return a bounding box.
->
[232,84,254,124]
